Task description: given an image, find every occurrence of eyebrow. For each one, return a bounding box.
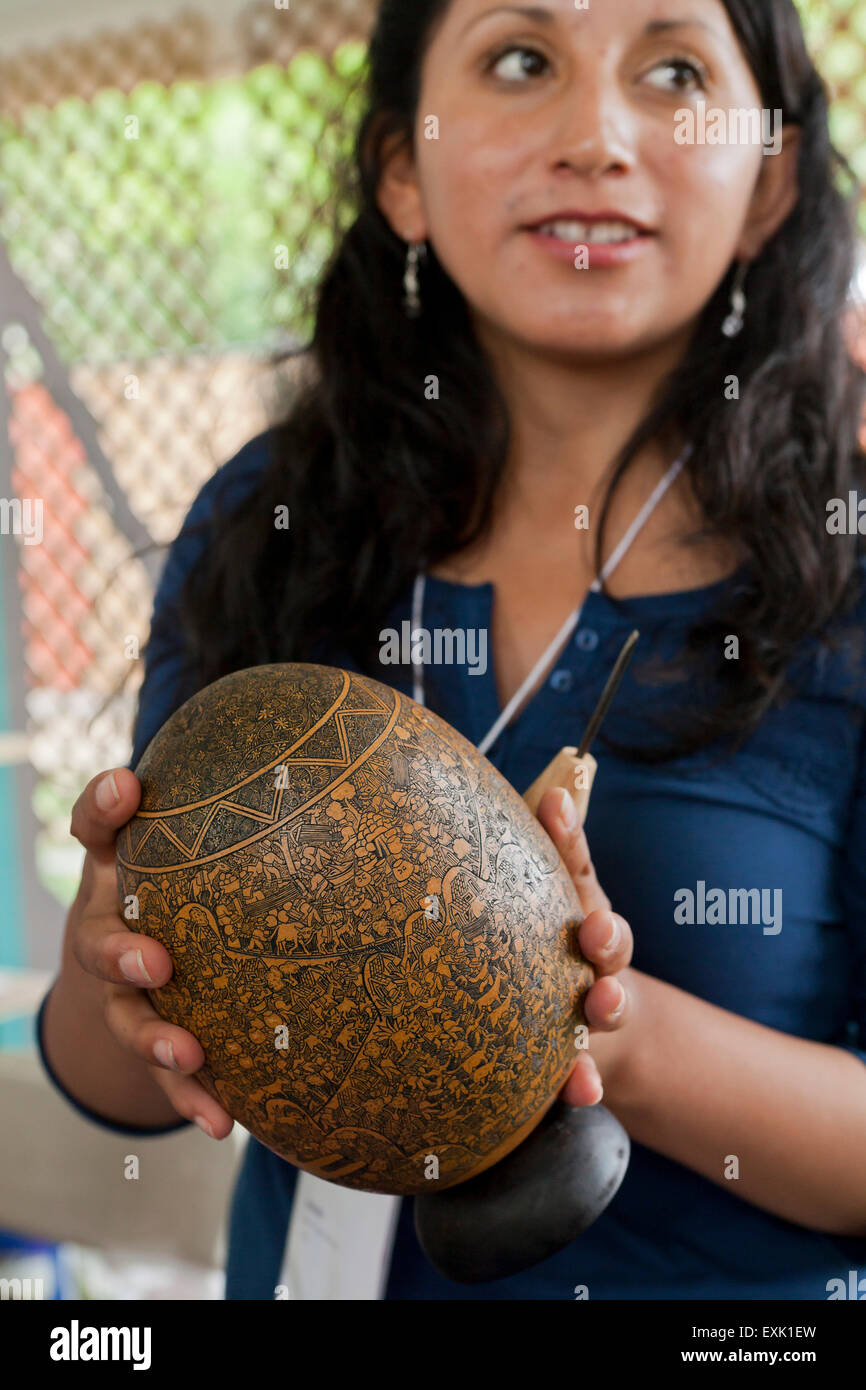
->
[645,18,719,37]
[460,5,556,33]
[460,7,722,40]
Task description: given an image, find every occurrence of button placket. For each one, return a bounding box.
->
[550,600,611,698]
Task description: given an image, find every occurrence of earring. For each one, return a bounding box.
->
[721,261,749,338]
[403,238,427,318]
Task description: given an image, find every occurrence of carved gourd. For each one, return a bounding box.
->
[116,663,592,1195]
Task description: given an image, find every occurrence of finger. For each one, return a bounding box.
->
[559,1051,604,1108]
[583,975,630,1032]
[75,919,175,990]
[70,768,141,867]
[536,787,611,917]
[103,988,234,1138]
[577,909,633,976]
[149,1068,235,1140]
[103,984,206,1073]
[82,851,133,921]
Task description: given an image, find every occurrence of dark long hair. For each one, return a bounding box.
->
[171,0,866,761]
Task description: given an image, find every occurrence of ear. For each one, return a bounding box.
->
[736,123,801,260]
[375,127,428,244]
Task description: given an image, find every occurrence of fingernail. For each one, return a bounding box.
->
[579,1054,603,1104]
[558,788,578,830]
[95,771,120,811]
[194,1115,215,1139]
[608,984,626,1020]
[153,1039,179,1070]
[603,915,621,951]
[119,948,152,985]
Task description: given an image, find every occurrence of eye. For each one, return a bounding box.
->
[644,56,708,93]
[486,43,551,84]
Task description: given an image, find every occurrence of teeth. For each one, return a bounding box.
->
[536,220,639,244]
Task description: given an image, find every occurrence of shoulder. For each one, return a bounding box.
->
[153,428,277,605]
[819,554,866,707]
[180,427,276,536]
[131,430,279,762]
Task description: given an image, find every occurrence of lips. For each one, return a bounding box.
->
[524,209,656,235]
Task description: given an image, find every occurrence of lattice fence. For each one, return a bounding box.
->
[0,0,375,903]
[0,0,864,907]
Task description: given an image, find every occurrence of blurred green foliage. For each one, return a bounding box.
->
[0,11,863,368]
[0,41,367,364]
[797,0,866,185]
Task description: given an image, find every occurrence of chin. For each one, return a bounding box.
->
[473,301,655,362]
[521,323,651,361]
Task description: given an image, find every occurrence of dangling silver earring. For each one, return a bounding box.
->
[722,261,749,338]
[403,238,427,318]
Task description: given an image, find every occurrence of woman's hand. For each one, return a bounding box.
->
[65,767,233,1138]
[536,786,635,1109]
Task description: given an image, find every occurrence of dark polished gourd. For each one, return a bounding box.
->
[116,663,592,1196]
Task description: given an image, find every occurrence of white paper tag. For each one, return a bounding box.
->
[277,1171,401,1300]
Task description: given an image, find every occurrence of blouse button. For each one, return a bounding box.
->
[575,628,599,652]
[550,668,574,693]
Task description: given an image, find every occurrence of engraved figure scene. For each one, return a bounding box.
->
[117,665,588,1194]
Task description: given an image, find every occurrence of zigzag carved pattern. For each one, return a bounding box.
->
[118,676,398,873]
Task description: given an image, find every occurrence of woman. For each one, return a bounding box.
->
[39,0,866,1299]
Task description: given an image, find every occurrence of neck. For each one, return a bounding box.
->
[475,322,693,520]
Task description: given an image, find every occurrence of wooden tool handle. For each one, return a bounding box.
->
[523,747,597,825]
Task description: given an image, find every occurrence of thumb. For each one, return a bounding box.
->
[70,767,141,867]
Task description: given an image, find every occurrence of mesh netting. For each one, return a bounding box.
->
[0,0,863,903]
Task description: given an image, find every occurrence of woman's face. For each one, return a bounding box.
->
[384,0,798,360]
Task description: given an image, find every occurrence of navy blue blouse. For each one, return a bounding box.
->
[38,430,866,1298]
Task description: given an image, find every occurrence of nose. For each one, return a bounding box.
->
[550,73,636,179]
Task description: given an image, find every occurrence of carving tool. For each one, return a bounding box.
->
[523,629,640,821]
